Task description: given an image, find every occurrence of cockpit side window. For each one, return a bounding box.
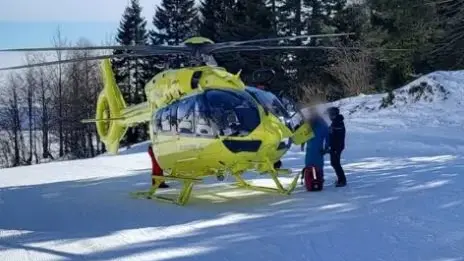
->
[195,95,216,137]
[169,102,178,132]
[245,86,306,131]
[177,97,195,134]
[154,109,162,133]
[204,89,260,137]
[245,87,289,119]
[161,108,171,132]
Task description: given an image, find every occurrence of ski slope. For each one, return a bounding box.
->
[1,71,464,261]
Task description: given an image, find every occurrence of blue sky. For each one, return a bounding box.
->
[0,0,162,69]
[0,22,118,48]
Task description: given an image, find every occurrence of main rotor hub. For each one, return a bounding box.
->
[179,37,218,67]
[182,37,215,46]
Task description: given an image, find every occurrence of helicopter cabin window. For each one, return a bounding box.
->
[169,102,179,132]
[153,110,162,133]
[245,87,289,119]
[161,107,171,132]
[204,89,260,137]
[177,97,195,134]
[195,95,215,137]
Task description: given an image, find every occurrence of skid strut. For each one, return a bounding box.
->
[131,159,300,205]
[130,175,201,206]
[234,168,300,195]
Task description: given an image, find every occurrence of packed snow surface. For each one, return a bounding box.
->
[1,71,464,261]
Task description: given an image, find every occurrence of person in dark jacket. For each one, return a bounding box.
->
[326,107,347,187]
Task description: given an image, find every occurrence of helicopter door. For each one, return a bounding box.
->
[153,104,179,166]
[175,96,213,164]
[280,96,314,145]
[194,95,216,138]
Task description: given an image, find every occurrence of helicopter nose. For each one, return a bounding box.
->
[277,137,292,150]
[258,122,286,153]
[222,140,262,153]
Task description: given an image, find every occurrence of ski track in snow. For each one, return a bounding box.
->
[1,71,464,261]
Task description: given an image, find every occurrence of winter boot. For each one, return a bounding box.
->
[334,180,346,187]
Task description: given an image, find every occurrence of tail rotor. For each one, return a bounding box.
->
[82,59,128,154]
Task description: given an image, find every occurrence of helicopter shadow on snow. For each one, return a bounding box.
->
[127,168,303,210]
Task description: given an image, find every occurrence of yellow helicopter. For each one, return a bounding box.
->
[0,33,352,205]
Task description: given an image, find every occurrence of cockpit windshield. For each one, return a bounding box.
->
[204,89,260,137]
[245,86,305,131]
[245,86,290,119]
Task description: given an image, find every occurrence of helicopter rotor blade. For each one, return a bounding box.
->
[0,52,169,71]
[210,45,411,54]
[0,45,192,53]
[225,33,356,46]
[0,33,353,53]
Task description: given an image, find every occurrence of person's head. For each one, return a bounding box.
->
[307,106,320,118]
[307,106,323,126]
[326,107,340,121]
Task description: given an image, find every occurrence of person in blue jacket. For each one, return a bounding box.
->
[301,108,330,172]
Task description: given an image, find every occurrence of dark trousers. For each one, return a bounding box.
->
[330,150,346,183]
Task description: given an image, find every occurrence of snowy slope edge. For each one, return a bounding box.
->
[324,70,464,128]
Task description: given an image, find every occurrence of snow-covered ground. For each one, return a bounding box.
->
[1,71,464,261]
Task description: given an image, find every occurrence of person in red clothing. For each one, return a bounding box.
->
[148,144,169,188]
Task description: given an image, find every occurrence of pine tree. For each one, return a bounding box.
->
[304,0,325,36]
[276,0,350,100]
[284,0,332,94]
[365,0,439,89]
[217,0,277,84]
[112,0,151,145]
[277,0,303,38]
[431,0,464,70]
[266,0,279,34]
[199,0,231,42]
[325,0,347,29]
[332,3,369,40]
[222,0,274,41]
[151,0,199,46]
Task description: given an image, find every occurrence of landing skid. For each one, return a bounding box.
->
[131,166,300,206]
[234,168,300,195]
[130,175,201,206]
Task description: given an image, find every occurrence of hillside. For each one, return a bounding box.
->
[329,70,464,128]
[0,71,463,261]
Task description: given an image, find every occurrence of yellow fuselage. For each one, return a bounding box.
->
[152,102,293,177]
[93,59,312,177]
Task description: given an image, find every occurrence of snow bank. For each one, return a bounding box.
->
[310,70,464,129]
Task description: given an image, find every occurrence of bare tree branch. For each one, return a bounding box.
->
[325,43,374,97]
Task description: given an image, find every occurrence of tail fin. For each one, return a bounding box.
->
[94,59,128,154]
